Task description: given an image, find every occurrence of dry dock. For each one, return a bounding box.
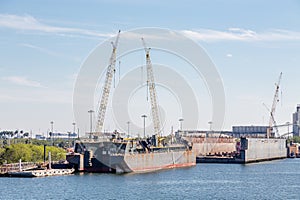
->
[197,137,287,164]
[239,137,287,163]
[183,136,236,156]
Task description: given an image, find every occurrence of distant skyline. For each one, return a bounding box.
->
[0,1,300,136]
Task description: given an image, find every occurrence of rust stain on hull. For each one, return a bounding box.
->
[119,150,196,173]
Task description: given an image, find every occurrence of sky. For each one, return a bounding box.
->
[0,0,300,136]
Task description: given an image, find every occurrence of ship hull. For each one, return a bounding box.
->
[67,141,117,173]
[111,150,196,173]
[67,140,196,173]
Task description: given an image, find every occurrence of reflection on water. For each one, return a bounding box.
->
[1,159,300,200]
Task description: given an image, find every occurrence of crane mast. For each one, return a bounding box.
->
[141,38,161,137]
[267,72,282,138]
[95,30,121,135]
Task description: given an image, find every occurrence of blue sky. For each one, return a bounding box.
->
[0,0,300,136]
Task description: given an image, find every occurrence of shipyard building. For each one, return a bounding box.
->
[293,104,300,136]
[177,126,269,138]
[231,126,268,138]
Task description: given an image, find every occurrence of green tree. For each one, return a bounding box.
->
[30,145,44,162]
[292,136,300,143]
[46,146,66,161]
[1,144,32,163]
[0,143,67,164]
[0,147,5,163]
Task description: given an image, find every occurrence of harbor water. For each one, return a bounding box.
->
[1,159,300,200]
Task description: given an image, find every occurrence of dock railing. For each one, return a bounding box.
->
[0,162,36,174]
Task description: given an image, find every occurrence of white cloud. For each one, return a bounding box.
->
[226,54,233,58]
[20,43,81,62]
[1,14,300,43]
[181,28,300,42]
[0,89,72,104]
[20,43,60,57]
[0,14,113,38]
[2,76,45,88]
[0,94,15,101]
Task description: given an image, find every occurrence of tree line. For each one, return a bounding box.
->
[0,143,66,165]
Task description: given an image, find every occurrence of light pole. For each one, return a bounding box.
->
[208,121,213,137]
[50,121,54,133]
[208,121,213,132]
[50,121,54,146]
[127,121,130,138]
[72,122,76,134]
[141,115,147,138]
[179,118,184,131]
[71,122,76,147]
[88,110,94,138]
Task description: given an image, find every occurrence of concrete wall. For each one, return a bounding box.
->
[241,138,287,162]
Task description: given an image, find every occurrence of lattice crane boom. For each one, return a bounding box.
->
[267,72,282,138]
[141,38,161,136]
[95,30,121,135]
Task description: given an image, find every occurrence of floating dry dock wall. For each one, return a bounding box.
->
[240,137,287,163]
[183,137,236,156]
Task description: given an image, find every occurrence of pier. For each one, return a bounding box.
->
[0,162,36,175]
[1,152,74,178]
[6,168,75,178]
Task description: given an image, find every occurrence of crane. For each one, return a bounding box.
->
[272,122,293,138]
[95,30,121,136]
[141,38,162,139]
[266,72,282,138]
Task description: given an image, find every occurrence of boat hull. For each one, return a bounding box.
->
[111,150,196,173]
[67,140,196,173]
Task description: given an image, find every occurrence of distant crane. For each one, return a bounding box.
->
[272,122,293,138]
[141,38,162,138]
[95,30,121,136]
[266,72,282,138]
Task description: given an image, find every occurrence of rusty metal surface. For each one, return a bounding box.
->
[184,136,237,156]
[68,140,196,173]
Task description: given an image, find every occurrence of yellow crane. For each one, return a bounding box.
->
[95,30,121,136]
[141,38,162,140]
